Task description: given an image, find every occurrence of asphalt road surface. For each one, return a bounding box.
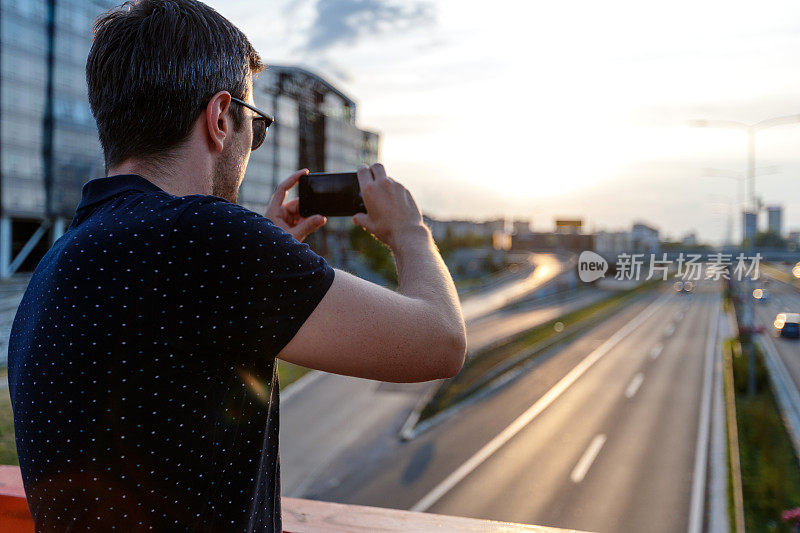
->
[280,253,578,496]
[751,278,800,400]
[310,282,722,533]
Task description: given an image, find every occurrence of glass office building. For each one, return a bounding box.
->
[1,0,112,216]
[0,2,379,277]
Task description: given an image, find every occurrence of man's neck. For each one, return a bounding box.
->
[107,158,213,197]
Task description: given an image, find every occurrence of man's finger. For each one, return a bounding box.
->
[352,212,369,228]
[356,164,374,192]
[283,198,300,216]
[291,215,326,242]
[268,169,308,211]
[370,163,388,182]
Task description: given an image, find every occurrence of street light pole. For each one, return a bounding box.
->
[691,114,800,210]
[702,169,745,216]
[747,128,755,213]
[692,114,800,396]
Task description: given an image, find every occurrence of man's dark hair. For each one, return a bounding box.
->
[86,0,265,171]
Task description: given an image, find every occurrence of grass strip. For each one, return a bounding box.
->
[723,338,746,533]
[730,340,800,531]
[418,280,661,423]
[0,390,18,466]
[277,360,312,390]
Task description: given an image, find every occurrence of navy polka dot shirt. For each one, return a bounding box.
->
[7,174,335,532]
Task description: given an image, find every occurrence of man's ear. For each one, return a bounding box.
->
[204,91,232,153]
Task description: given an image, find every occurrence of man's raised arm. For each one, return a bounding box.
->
[277,164,467,383]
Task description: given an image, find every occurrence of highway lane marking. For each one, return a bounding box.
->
[570,434,607,483]
[409,293,672,513]
[625,373,644,399]
[687,298,720,533]
[650,343,663,359]
[664,323,676,337]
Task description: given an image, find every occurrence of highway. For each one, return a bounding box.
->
[279,253,579,496]
[308,282,723,533]
[279,287,608,497]
[751,277,800,402]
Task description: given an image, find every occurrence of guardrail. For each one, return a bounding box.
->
[0,466,585,532]
[755,336,800,458]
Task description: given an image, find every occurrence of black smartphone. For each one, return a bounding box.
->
[298,172,366,217]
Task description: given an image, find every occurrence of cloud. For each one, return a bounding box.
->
[299,0,435,53]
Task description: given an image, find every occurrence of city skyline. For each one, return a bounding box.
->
[205,0,800,244]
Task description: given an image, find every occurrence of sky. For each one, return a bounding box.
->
[205,0,800,244]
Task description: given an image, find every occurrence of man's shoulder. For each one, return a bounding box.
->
[177,195,271,226]
[172,195,295,254]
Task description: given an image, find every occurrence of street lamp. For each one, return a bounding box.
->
[690,115,800,211]
[692,114,800,396]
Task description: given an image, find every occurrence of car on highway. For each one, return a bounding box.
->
[773,313,800,338]
[673,280,694,293]
[753,288,769,303]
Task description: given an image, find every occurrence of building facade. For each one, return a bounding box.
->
[631,222,660,254]
[423,216,505,243]
[0,0,379,277]
[742,210,758,244]
[1,0,116,277]
[767,205,783,236]
[593,222,660,256]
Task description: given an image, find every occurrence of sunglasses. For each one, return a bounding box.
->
[230,96,274,151]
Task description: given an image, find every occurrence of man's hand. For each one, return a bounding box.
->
[279,162,466,383]
[351,164,426,250]
[265,169,326,242]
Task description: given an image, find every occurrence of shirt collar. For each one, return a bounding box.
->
[75,174,166,214]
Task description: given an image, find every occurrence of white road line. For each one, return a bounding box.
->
[625,373,644,398]
[687,299,720,533]
[650,343,663,359]
[570,434,607,483]
[409,293,671,513]
[664,324,676,337]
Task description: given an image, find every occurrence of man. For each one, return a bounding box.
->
[7,0,465,531]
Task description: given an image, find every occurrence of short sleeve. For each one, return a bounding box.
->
[167,197,335,362]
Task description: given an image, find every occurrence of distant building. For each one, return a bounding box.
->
[594,231,632,256]
[631,222,660,254]
[594,222,660,256]
[555,219,583,234]
[512,219,531,235]
[682,232,698,246]
[788,230,800,246]
[484,218,507,234]
[767,205,783,236]
[742,211,758,244]
[509,217,589,252]
[423,216,505,243]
